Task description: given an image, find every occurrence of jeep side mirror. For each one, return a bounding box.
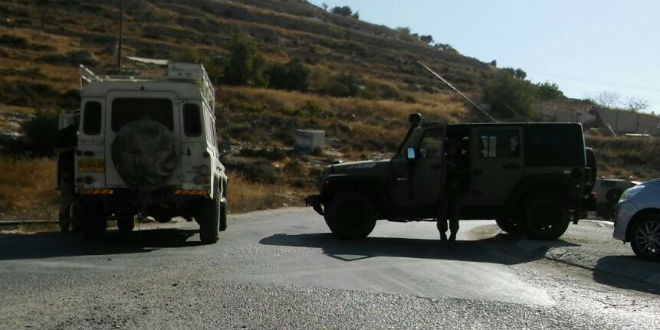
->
[406,147,416,160]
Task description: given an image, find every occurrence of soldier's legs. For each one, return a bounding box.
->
[437,201,448,240]
[448,197,462,241]
[58,174,74,233]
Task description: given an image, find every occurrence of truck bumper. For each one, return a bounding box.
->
[305,194,324,216]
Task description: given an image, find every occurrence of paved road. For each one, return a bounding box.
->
[0,208,658,329]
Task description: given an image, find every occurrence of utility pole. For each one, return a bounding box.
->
[117,0,124,69]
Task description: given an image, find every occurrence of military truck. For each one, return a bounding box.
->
[66,62,228,243]
[306,113,597,240]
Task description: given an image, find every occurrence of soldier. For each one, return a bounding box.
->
[54,115,79,233]
[437,138,469,242]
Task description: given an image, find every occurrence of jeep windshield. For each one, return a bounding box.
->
[111,98,174,132]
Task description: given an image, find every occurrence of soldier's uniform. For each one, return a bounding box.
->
[437,140,469,241]
[55,124,78,233]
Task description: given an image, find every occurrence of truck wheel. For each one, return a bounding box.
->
[630,214,660,261]
[81,202,106,241]
[325,193,376,239]
[196,197,219,244]
[522,193,569,240]
[117,216,135,233]
[495,218,523,234]
[219,198,227,232]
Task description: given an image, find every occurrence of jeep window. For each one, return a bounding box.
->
[82,101,102,135]
[111,98,174,132]
[418,129,444,158]
[478,129,519,158]
[183,103,202,137]
[524,125,584,166]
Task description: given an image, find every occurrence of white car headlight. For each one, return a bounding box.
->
[618,184,645,203]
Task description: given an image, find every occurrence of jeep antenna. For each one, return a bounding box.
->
[418,61,498,123]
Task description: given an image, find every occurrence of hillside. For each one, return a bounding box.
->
[0,0,657,219]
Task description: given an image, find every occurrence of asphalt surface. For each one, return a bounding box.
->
[0,208,658,329]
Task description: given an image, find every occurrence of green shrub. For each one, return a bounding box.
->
[482,73,537,120]
[536,81,564,100]
[318,74,361,97]
[223,34,267,87]
[265,59,309,91]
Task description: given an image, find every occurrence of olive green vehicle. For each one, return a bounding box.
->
[306,113,597,240]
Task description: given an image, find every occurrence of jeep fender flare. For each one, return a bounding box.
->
[321,175,385,215]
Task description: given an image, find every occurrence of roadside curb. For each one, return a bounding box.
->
[0,220,58,226]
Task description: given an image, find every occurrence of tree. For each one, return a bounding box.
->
[223,33,267,87]
[331,6,353,16]
[396,26,411,34]
[536,81,563,100]
[420,35,434,44]
[489,60,497,67]
[433,43,458,54]
[514,68,527,80]
[501,67,515,76]
[626,97,649,112]
[592,91,620,108]
[482,73,537,120]
[352,11,359,19]
[321,3,328,10]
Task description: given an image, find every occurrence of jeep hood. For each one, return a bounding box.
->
[329,159,389,174]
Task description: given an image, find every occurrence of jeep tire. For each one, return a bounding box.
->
[495,217,523,234]
[325,192,376,239]
[81,201,106,240]
[117,216,135,233]
[196,197,220,244]
[522,193,569,240]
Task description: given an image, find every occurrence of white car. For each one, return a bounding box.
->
[613,178,660,261]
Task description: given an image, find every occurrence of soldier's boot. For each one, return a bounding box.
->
[448,232,457,242]
[58,213,70,233]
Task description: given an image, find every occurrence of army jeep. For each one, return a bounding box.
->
[70,63,227,243]
[306,113,597,240]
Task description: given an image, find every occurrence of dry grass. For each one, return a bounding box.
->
[226,171,309,213]
[585,135,660,180]
[0,157,58,220]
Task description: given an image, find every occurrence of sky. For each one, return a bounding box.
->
[308,0,660,114]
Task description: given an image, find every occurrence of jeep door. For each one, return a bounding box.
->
[466,127,522,206]
[409,126,447,207]
[105,92,181,187]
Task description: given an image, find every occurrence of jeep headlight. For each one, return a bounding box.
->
[618,184,644,204]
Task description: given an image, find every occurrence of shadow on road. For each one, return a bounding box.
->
[0,228,200,261]
[593,256,660,294]
[260,232,578,265]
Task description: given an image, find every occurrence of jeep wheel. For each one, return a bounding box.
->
[81,202,106,240]
[522,193,569,240]
[117,216,135,233]
[630,214,660,261]
[196,197,219,244]
[325,193,376,239]
[495,218,523,234]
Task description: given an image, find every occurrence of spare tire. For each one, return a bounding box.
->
[585,147,597,194]
[111,119,177,186]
